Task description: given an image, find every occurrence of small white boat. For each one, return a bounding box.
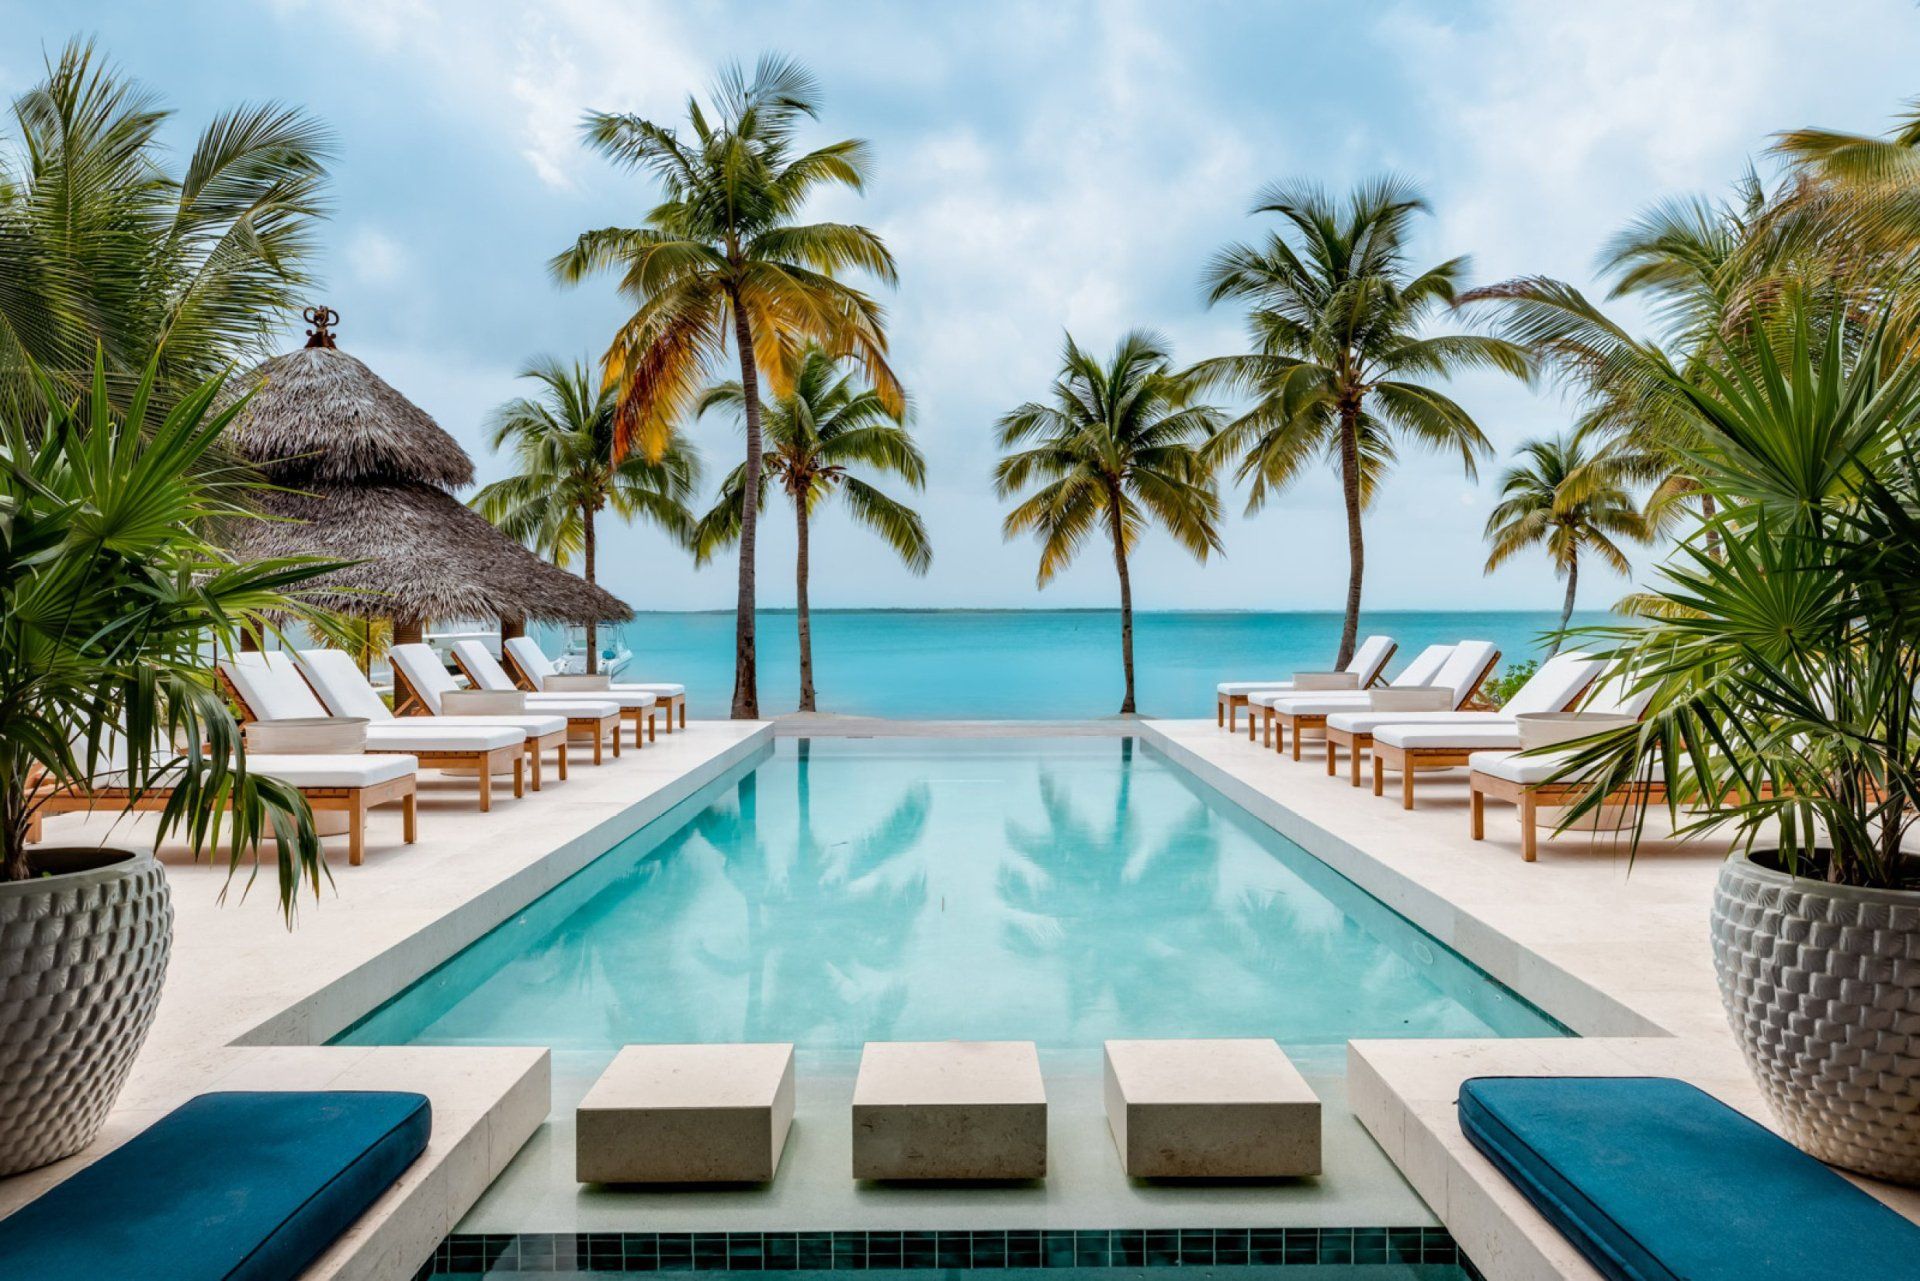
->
[555,627,632,679]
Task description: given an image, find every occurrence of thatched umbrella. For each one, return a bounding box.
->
[222,307,631,644]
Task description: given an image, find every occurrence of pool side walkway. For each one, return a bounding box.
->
[1144,719,1920,1281]
[0,721,770,1281]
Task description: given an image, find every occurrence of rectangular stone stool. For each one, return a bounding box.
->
[852,1041,1046,1180]
[577,1043,794,1183]
[1103,1038,1320,1177]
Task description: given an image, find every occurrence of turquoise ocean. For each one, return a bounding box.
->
[539,609,1609,720]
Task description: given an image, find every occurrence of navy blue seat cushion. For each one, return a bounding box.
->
[0,1090,430,1281]
[1459,1076,1920,1281]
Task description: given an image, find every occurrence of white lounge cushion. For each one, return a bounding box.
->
[1469,749,1661,787]
[1326,709,1506,735]
[1374,721,1524,751]
[248,753,418,789]
[388,643,466,713]
[1258,691,1375,714]
[425,713,569,736]
[510,700,621,722]
[295,649,397,722]
[1579,669,1655,720]
[1503,652,1605,716]
[220,652,331,721]
[1389,643,1455,689]
[1218,635,1394,699]
[533,691,660,710]
[450,639,524,693]
[94,752,417,791]
[504,635,681,698]
[364,722,522,753]
[612,683,683,699]
[1431,640,1501,706]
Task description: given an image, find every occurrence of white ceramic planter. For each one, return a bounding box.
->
[0,847,172,1175]
[1711,851,1920,1183]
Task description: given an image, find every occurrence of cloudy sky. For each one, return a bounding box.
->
[8,1,1920,611]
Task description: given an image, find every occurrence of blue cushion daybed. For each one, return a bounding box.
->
[1459,1076,1920,1281]
[0,1090,430,1281]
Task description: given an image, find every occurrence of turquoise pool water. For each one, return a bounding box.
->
[538,608,1610,720]
[339,739,1562,1063]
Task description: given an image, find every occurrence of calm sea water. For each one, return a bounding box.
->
[339,738,1562,1068]
[539,609,1604,720]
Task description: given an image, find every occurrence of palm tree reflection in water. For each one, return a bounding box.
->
[698,740,930,1047]
[997,740,1237,1041]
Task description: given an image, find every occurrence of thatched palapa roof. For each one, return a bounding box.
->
[223,310,630,627]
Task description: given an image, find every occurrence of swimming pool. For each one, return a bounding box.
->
[339,738,1563,1063]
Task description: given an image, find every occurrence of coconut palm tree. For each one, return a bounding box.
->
[1465,177,1781,544]
[689,347,930,711]
[1195,178,1529,668]
[1483,434,1650,652]
[472,357,700,673]
[0,39,331,414]
[995,331,1223,715]
[552,54,900,719]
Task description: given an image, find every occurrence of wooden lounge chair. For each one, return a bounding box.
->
[295,647,572,786]
[1366,652,1609,808]
[386,642,619,770]
[30,742,418,868]
[219,652,525,812]
[1256,643,1456,755]
[450,639,651,752]
[1216,634,1396,732]
[1318,641,1504,781]
[502,635,684,736]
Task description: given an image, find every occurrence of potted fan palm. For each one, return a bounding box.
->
[1559,306,1920,1182]
[0,359,339,1176]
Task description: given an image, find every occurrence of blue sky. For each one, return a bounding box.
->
[9,1,1920,612]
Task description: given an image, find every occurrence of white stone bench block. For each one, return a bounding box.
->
[576,1043,794,1183]
[1103,1038,1320,1177]
[851,1041,1046,1180]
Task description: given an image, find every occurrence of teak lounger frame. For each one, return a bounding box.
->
[218,668,524,812]
[1369,670,1602,809]
[1469,773,1668,862]
[1318,649,1504,782]
[1242,643,1400,748]
[31,775,417,867]
[391,661,587,777]
[498,647,675,742]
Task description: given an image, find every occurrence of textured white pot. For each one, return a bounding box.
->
[0,847,172,1175]
[1711,851,1920,1183]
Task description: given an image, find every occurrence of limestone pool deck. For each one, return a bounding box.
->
[1146,718,1920,1281]
[0,721,769,1281]
[7,714,1918,1281]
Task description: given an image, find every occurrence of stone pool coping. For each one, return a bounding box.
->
[1141,719,1920,1281]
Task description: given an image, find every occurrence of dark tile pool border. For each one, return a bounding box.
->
[412,1227,1482,1277]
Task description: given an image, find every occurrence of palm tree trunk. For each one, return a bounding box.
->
[795,499,816,712]
[1107,484,1137,715]
[583,500,598,676]
[1700,491,1720,558]
[1551,550,1578,657]
[728,289,762,720]
[1336,399,1365,670]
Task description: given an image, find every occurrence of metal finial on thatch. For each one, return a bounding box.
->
[220,332,631,630]
[303,304,338,349]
